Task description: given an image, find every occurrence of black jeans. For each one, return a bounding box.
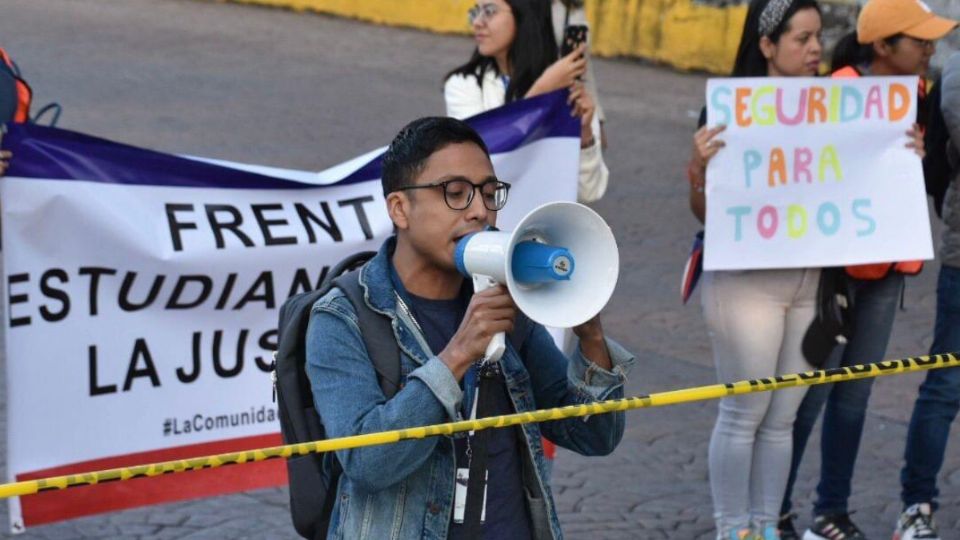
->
[781,272,903,517]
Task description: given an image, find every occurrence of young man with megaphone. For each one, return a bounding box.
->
[304,116,635,540]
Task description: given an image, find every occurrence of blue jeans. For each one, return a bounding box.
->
[781,272,904,517]
[901,264,960,510]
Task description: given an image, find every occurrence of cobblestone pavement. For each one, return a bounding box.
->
[1,0,958,538]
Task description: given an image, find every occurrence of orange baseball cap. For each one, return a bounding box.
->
[857,0,958,43]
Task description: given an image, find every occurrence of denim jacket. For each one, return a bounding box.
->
[305,238,636,540]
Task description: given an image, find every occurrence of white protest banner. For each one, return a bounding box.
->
[2,90,580,531]
[703,76,933,270]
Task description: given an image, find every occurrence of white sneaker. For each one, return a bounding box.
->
[893,503,940,540]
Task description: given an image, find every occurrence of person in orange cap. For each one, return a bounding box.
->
[857,0,956,47]
[855,0,957,77]
[774,1,957,540]
[828,0,956,80]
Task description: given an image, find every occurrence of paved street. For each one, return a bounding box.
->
[0,0,958,538]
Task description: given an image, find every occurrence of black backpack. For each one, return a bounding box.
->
[273,251,400,540]
[801,267,854,367]
[0,47,61,126]
[273,251,533,539]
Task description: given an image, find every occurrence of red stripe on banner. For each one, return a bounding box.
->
[16,433,287,527]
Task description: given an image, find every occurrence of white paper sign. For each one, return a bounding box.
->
[703,76,933,271]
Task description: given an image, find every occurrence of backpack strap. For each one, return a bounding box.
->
[334,270,401,399]
[0,47,29,124]
[462,364,497,538]
[0,48,19,76]
[508,311,532,354]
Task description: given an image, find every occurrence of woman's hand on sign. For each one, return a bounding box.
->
[692,125,726,169]
[527,43,587,98]
[0,150,11,176]
[568,83,596,147]
[906,124,925,159]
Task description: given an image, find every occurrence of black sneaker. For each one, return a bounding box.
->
[779,513,800,540]
[802,513,866,540]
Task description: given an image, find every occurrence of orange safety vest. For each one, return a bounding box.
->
[0,47,31,123]
[831,65,924,279]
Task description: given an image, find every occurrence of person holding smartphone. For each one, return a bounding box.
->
[444,0,608,203]
[551,0,607,149]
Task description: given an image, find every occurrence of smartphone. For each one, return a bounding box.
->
[560,24,588,57]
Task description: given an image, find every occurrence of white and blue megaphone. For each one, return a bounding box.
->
[454,201,619,363]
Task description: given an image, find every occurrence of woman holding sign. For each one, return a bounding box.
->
[686,0,824,538]
[777,2,956,539]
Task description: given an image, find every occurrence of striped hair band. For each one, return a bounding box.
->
[758,0,794,36]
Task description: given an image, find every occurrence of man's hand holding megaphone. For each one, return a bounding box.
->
[453,201,620,368]
[438,286,613,379]
[438,285,518,380]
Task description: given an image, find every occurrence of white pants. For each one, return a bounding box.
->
[701,268,818,533]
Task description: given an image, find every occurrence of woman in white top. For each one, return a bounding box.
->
[444,0,608,203]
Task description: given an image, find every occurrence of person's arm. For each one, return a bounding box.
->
[572,316,610,369]
[570,84,608,203]
[584,59,607,149]
[0,149,10,175]
[576,128,608,203]
[521,321,636,456]
[444,74,485,120]
[306,292,463,492]
[687,153,706,223]
[565,5,605,128]
[526,45,587,98]
[941,54,960,144]
[555,2,609,147]
[687,124,726,223]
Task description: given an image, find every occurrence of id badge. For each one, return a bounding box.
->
[453,468,487,524]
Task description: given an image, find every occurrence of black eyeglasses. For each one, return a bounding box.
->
[906,36,935,48]
[394,178,511,211]
[890,34,934,48]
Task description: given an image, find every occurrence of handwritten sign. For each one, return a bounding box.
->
[703,76,933,270]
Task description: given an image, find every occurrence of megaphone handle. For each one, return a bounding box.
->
[472,274,506,363]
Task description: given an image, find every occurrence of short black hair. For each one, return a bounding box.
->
[381,117,490,196]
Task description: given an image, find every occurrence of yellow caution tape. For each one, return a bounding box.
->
[2,352,957,499]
